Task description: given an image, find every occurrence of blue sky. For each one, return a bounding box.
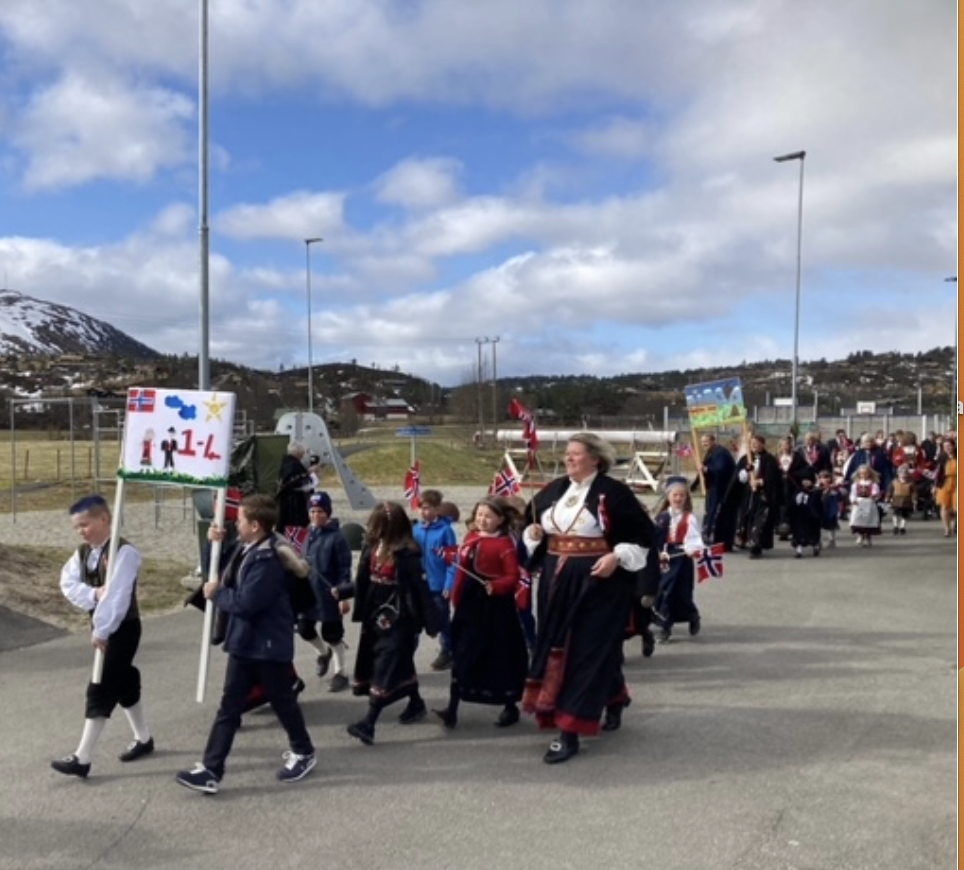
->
[0,1,956,386]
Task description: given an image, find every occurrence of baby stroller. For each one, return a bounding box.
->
[915,469,936,520]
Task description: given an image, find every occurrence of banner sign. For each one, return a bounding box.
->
[684,377,746,428]
[118,388,236,486]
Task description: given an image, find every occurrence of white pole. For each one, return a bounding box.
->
[91,481,127,683]
[196,486,228,703]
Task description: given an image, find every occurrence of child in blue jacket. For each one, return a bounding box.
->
[413,489,457,671]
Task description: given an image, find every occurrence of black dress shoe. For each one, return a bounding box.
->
[432,708,458,729]
[543,735,579,764]
[51,755,91,778]
[689,616,701,637]
[601,708,622,732]
[398,699,427,724]
[494,705,520,727]
[642,629,655,658]
[119,737,155,763]
[346,721,375,745]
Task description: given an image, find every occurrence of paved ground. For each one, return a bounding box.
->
[0,518,956,870]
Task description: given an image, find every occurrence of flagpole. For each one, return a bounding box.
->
[196,485,227,703]
[91,481,127,684]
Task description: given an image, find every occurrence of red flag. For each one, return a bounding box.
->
[597,493,610,534]
[489,466,521,497]
[433,545,459,565]
[223,487,242,522]
[695,543,725,582]
[283,526,309,555]
[508,398,538,458]
[403,460,422,509]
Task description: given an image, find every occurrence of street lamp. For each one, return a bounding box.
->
[774,149,806,432]
[946,276,957,419]
[304,237,323,414]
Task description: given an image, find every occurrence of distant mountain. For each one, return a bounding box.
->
[0,289,159,359]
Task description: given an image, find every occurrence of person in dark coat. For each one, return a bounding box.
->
[339,502,439,746]
[695,432,736,545]
[175,494,316,794]
[734,434,782,559]
[275,440,312,531]
[522,433,654,764]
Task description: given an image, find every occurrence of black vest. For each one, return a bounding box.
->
[77,538,140,621]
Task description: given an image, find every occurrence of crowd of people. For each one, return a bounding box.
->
[48,426,956,792]
[698,427,958,557]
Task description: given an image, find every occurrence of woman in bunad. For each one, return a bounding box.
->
[521,433,654,764]
[337,502,439,746]
[734,434,782,559]
[651,477,705,643]
[775,435,797,541]
[935,437,957,538]
[433,498,529,730]
[848,465,882,547]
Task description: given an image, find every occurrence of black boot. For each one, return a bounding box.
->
[602,697,631,732]
[495,703,520,727]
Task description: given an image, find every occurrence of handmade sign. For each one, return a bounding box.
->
[119,388,236,486]
[684,377,746,429]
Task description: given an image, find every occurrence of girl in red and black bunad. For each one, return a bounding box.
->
[339,502,439,746]
[651,477,706,642]
[434,498,529,730]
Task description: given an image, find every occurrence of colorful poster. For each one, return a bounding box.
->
[119,388,236,486]
[684,377,746,428]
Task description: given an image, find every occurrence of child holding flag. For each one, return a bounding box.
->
[652,477,706,643]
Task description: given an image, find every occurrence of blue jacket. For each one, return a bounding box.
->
[306,519,352,622]
[214,537,297,663]
[413,516,458,594]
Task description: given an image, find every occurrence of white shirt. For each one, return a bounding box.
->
[523,472,649,571]
[60,541,142,642]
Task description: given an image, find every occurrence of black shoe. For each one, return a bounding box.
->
[642,629,655,658]
[292,677,306,696]
[398,699,427,725]
[543,734,579,764]
[316,650,332,678]
[494,705,520,727]
[347,721,375,745]
[432,708,458,729]
[689,616,701,637]
[119,737,154,763]
[327,673,349,693]
[899,527,907,535]
[51,754,90,778]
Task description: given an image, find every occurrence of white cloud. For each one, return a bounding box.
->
[215,191,347,241]
[374,157,463,211]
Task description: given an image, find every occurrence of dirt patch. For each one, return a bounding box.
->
[0,543,194,633]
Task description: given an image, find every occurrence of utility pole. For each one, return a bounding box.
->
[490,336,500,443]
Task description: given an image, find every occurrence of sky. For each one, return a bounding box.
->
[0,1,957,388]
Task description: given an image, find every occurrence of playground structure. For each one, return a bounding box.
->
[495,428,680,492]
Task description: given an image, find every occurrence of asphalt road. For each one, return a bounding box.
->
[0,522,955,870]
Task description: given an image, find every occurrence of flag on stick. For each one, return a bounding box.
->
[403,460,422,509]
[695,543,725,582]
[283,526,309,554]
[508,398,539,459]
[489,465,521,497]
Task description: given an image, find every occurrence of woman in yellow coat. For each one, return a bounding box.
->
[935,438,957,537]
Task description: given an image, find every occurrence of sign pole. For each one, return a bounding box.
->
[91,480,127,684]
[196,486,227,703]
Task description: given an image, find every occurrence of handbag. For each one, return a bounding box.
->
[372,595,399,634]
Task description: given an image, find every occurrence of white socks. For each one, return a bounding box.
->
[75,717,107,764]
[330,641,347,675]
[123,701,151,744]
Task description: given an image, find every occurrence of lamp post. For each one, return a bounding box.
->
[774,150,806,433]
[490,336,500,439]
[197,0,210,389]
[304,237,323,414]
[946,276,957,420]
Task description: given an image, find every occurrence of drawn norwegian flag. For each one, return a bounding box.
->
[489,466,521,497]
[403,460,422,509]
[695,543,725,583]
[283,526,309,554]
[127,388,156,413]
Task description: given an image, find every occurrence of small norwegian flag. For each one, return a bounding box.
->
[433,545,459,565]
[403,460,422,509]
[283,526,309,555]
[597,493,610,534]
[695,543,725,583]
[223,487,242,522]
[489,466,521,497]
[515,568,532,611]
[508,398,539,459]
